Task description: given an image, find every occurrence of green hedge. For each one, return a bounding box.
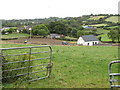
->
[1,38,18,40]
[2,55,34,83]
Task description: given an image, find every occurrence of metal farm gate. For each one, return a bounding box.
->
[0,45,53,83]
[108,60,120,89]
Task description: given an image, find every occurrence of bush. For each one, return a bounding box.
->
[1,30,6,35]
[2,54,34,83]
[6,28,13,34]
[1,38,18,40]
[21,29,30,34]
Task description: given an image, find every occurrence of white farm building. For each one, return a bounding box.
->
[77,35,99,46]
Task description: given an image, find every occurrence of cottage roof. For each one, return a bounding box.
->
[81,35,99,42]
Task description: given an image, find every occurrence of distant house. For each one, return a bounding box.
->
[48,34,64,39]
[77,35,99,46]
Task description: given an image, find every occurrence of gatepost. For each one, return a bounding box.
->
[0,20,2,90]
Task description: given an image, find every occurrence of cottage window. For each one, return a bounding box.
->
[95,42,97,44]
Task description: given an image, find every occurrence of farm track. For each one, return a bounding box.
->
[2,37,64,45]
[2,37,119,46]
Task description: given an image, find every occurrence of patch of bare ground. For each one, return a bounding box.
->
[3,37,65,45]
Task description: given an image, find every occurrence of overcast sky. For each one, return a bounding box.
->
[0,0,119,20]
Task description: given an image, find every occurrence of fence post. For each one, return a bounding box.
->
[0,50,2,90]
[0,20,2,90]
[48,46,53,78]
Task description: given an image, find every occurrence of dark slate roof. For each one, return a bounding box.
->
[82,35,99,42]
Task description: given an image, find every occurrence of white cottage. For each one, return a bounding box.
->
[77,35,99,46]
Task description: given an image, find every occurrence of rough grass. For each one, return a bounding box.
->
[98,34,111,41]
[105,16,118,23]
[89,24,108,27]
[96,29,111,41]
[88,16,107,20]
[2,44,118,88]
[2,33,30,39]
[83,29,111,41]
[106,26,118,29]
[65,36,77,40]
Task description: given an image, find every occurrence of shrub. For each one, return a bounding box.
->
[1,30,6,35]
[2,54,34,83]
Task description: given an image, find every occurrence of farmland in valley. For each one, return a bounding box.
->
[89,24,108,27]
[1,14,119,88]
[2,44,118,88]
[88,16,107,20]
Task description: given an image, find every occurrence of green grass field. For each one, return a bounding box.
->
[2,44,118,88]
[98,34,111,41]
[89,24,108,27]
[2,33,30,39]
[96,29,111,41]
[106,26,118,29]
[105,16,118,23]
[88,16,107,20]
[84,29,111,41]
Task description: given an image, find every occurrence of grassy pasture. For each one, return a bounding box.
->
[88,16,107,20]
[98,34,111,41]
[89,24,108,27]
[2,33,30,39]
[84,29,111,41]
[96,29,111,41]
[105,16,118,23]
[2,44,118,88]
[106,26,118,29]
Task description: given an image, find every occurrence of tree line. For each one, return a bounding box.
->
[1,14,120,42]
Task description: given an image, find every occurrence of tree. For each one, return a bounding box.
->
[77,30,85,38]
[48,21,71,35]
[6,28,17,34]
[1,30,6,35]
[107,30,119,42]
[77,30,91,38]
[32,24,49,37]
[6,28,13,34]
[38,29,49,37]
[70,28,78,38]
[98,36,102,41]
[22,29,30,34]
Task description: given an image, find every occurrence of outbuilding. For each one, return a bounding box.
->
[77,35,99,46]
[48,34,64,39]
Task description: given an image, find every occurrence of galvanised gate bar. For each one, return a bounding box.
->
[108,60,120,89]
[0,45,53,83]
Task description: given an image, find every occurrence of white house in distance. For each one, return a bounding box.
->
[77,35,99,46]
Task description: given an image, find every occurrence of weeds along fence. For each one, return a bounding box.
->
[0,45,53,83]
